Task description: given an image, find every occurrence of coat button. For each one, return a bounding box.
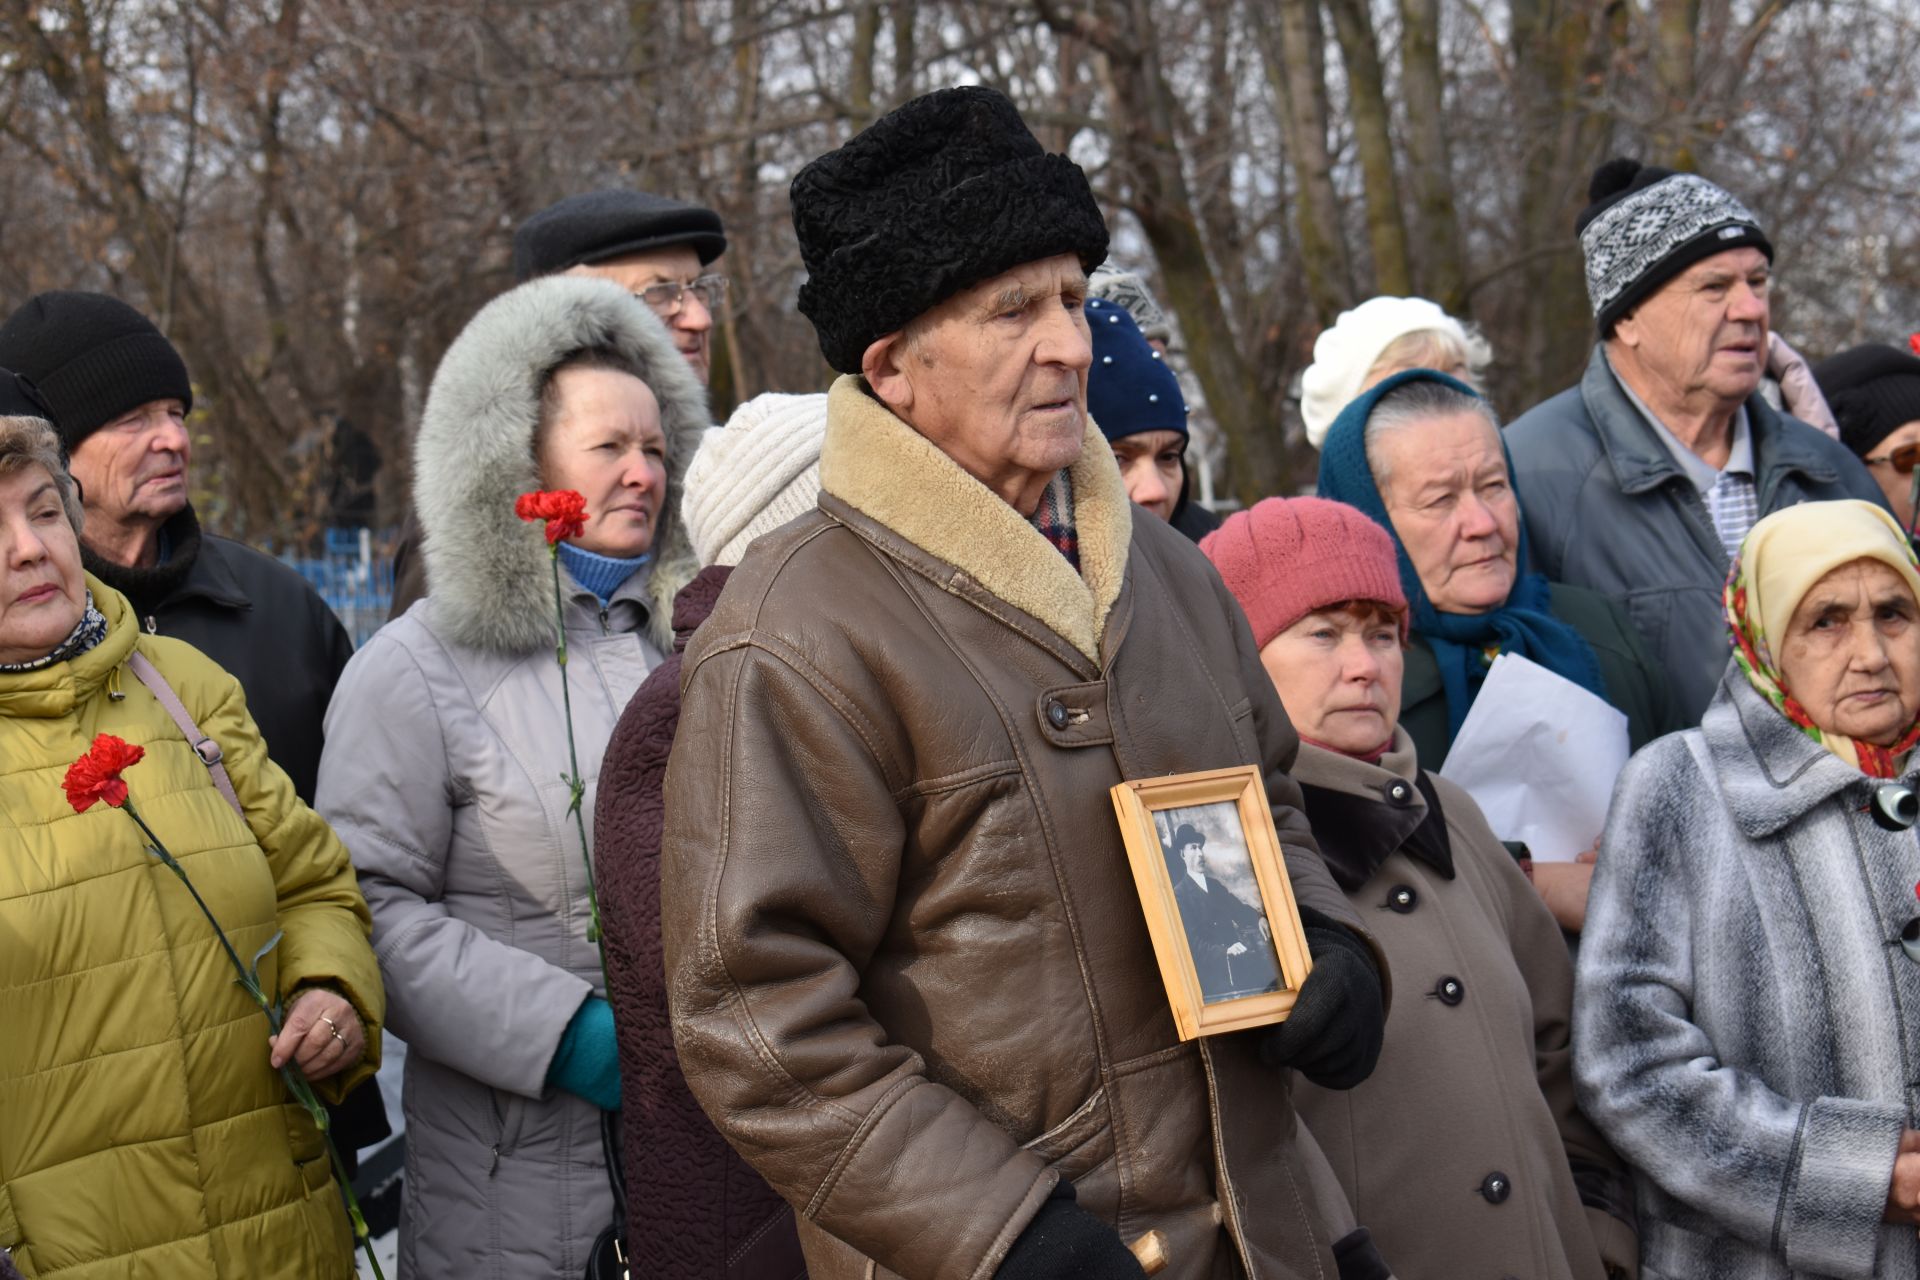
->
[1385,780,1414,806]
[1045,699,1070,730]
[1479,1171,1511,1204]
[1388,885,1418,914]
[1436,976,1465,1006]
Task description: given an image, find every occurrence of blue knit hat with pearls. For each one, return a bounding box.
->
[1086,297,1187,444]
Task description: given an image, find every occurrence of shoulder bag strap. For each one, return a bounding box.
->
[126,650,244,818]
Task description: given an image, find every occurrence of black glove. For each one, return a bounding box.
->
[995,1184,1147,1280]
[1259,907,1385,1090]
[1332,1226,1392,1280]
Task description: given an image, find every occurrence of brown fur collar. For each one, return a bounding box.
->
[818,375,1131,661]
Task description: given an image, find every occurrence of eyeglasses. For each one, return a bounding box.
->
[1864,443,1920,474]
[635,274,728,317]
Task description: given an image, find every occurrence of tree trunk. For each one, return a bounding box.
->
[1254,0,1353,326]
[1041,0,1292,500]
[1324,0,1413,296]
[1397,0,1467,310]
[1648,0,1701,167]
[1506,0,1625,406]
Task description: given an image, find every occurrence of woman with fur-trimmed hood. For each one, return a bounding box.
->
[316,276,704,1277]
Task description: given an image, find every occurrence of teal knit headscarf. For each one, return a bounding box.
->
[1316,368,1606,739]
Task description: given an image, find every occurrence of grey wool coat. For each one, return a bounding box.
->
[1575,666,1920,1280]
[316,277,707,1279]
[1291,734,1636,1280]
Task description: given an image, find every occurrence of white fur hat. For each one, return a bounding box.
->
[1299,296,1485,449]
[683,391,828,568]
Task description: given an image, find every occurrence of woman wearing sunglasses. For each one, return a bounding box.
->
[1816,341,1920,535]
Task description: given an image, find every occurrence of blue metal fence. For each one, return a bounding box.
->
[281,527,395,648]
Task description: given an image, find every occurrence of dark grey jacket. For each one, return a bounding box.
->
[1506,346,1887,723]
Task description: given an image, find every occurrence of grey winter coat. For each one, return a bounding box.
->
[1574,667,1920,1280]
[316,277,706,1279]
[1506,346,1885,724]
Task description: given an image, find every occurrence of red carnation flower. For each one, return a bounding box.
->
[515,489,589,545]
[63,734,147,812]
[1910,333,1920,358]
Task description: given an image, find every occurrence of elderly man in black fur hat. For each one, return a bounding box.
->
[659,86,1391,1280]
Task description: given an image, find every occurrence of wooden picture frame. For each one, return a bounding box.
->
[1110,764,1315,1041]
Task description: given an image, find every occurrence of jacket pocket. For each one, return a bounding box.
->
[283,1103,333,1194]
[1019,1087,1114,1184]
[490,1088,530,1160]
[0,1182,18,1249]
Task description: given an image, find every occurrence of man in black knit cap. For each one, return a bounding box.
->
[1506,161,1882,723]
[660,86,1390,1280]
[0,291,353,803]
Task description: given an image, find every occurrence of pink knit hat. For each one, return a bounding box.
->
[1199,497,1407,649]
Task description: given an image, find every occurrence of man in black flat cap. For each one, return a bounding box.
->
[514,188,729,385]
[388,187,726,615]
[661,85,1388,1280]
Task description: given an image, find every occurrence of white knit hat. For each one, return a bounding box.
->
[682,391,827,568]
[1299,297,1486,449]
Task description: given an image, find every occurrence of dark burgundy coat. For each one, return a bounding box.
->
[595,565,807,1279]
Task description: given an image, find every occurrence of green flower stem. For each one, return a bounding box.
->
[549,547,608,969]
[126,798,386,1280]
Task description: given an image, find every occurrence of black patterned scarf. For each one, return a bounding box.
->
[0,590,109,672]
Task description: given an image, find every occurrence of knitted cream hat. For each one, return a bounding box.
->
[1299,296,1481,449]
[682,392,827,568]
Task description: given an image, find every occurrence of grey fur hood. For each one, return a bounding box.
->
[413,275,707,655]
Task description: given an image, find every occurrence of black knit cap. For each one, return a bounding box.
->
[1813,343,1920,458]
[791,86,1110,374]
[1576,159,1773,335]
[511,190,727,282]
[0,292,192,452]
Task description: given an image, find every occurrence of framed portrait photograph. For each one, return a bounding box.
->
[1109,764,1315,1040]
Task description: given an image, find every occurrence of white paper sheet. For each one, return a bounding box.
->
[1436,652,1631,861]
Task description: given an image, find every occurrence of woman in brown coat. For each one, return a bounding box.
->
[1202,496,1639,1280]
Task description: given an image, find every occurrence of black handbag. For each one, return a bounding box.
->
[584,1109,629,1280]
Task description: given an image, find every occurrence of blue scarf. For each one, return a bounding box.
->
[1317,369,1606,739]
[556,541,651,607]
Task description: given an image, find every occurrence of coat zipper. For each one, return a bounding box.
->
[597,606,611,636]
[144,614,159,635]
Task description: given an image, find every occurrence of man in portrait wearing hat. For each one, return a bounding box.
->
[1506,160,1883,723]
[660,86,1390,1280]
[389,187,727,614]
[1166,824,1281,1004]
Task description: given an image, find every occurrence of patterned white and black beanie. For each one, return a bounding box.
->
[1576,159,1772,335]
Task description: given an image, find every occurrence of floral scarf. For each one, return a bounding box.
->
[1724,506,1920,778]
[0,590,108,673]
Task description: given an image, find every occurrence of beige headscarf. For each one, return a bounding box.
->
[1725,499,1920,775]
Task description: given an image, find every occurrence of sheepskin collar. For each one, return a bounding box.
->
[412,276,708,656]
[818,375,1131,662]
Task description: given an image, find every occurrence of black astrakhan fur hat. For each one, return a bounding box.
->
[790,86,1110,374]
